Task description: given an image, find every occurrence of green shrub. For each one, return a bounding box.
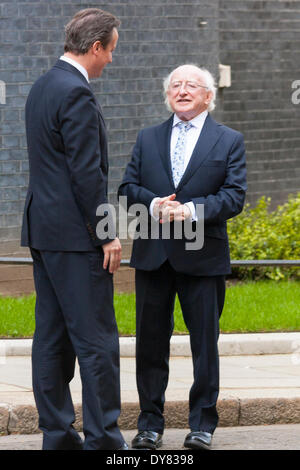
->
[227,192,300,280]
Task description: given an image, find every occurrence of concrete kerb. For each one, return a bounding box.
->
[1,332,300,357]
[2,397,300,436]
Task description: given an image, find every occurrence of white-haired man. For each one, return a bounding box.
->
[119,64,247,450]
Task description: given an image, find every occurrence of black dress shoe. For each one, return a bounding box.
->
[184,431,212,450]
[132,431,163,450]
[118,442,129,450]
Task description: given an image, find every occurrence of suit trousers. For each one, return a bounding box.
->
[30,248,123,450]
[135,260,225,434]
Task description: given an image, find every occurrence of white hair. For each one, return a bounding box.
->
[163,64,217,112]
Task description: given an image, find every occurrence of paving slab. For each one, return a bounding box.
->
[0,353,300,434]
[1,354,300,404]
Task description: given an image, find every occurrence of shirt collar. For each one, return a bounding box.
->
[173,110,208,128]
[59,55,89,83]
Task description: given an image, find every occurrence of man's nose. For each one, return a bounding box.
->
[179,84,187,94]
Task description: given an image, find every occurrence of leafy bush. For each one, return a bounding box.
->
[227,192,300,280]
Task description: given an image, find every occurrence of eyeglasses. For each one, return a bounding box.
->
[169,81,209,92]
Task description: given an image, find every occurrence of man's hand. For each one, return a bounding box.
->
[102,237,122,274]
[160,203,192,223]
[153,193,181,220]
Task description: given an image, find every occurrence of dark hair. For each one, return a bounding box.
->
[64,8,120,54]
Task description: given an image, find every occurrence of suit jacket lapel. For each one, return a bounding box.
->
[176,114,225,191]
[155,115,175,189]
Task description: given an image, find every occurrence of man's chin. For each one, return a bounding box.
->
[174,105,192,114]
[89,69,104,79]
[174,109,193,120]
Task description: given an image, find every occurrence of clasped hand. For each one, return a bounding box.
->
[153,193,191,223]
[101,194,191,274]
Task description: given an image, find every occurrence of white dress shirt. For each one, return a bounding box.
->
[150,110,208,220]
[59,55,89,83]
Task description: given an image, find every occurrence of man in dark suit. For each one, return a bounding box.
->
[21,9,128,450]
[118,64,247,450]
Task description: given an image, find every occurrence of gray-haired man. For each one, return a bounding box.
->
[119,64,247,450]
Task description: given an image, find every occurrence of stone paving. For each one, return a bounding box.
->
[1,353,300,405]
[1,353,300,435]
[1,333,300,452]
[0,424,300,450]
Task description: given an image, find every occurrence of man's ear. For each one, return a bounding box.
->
[92,40,102,53]
[205,90,213,105]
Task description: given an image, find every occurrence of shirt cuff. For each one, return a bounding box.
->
[150,197,160,220]
[185,202,198,221]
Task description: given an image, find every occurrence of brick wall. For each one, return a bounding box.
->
[218,0,300,208]
[0,0,219,293]
[0,0,219,248]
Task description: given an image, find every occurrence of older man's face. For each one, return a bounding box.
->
[167,66,213,121]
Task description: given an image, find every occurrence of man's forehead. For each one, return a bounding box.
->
[170,66,203,82]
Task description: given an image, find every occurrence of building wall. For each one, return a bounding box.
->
[0,0,219,293]
[218,0,300,208]
[0,0,219,252]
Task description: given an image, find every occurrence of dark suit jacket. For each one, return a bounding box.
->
[21,59,113,251]
[118,114,247,276]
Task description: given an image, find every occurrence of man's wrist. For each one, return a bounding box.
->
[150,197,160,220]
[184,202,197,221]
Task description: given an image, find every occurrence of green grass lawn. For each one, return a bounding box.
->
[0,280,299,338]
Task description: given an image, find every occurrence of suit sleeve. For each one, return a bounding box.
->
[192,132,247,224]
[118,130,158,208]
[59,86,115,246]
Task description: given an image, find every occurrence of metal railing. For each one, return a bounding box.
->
[0,257,300,267]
